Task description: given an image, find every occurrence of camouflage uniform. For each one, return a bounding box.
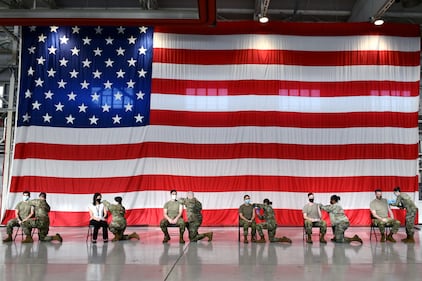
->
[160,200,186,243]
[239,203,261,240]
[303,203,327,235]
[370,198,400,235]
[320,203,362,244]
[390,192,418,237]
[5,201,33,237]
[28,199,62,242]
[255,203,291,243]
[102,200,139,241]
[179,197,212,242]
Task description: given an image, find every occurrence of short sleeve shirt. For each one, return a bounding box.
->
[302,203,320,220]
[239,204,253,220]
[164,200,181,219]
[369,198,389,218]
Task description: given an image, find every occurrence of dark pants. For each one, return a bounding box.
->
[89,220,108,241]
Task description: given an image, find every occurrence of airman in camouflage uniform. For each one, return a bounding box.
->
[320,195,362,244]
[102,197,139,241]
[370,189,400,242]
[390,187,418,243]
[303,192,327,244]
[239,194,264,243]
[254,199,291,243]
[179,191,213,242]
[2,191,34,243]
[160,190,186,243]
[28,192,62,243]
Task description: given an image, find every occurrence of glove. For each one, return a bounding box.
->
[387,199,396,205]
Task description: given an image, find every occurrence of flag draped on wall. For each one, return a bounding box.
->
[1,22,420,226]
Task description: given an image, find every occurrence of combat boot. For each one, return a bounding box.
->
[129,232,140,240]
[319,233,327,244]
[386,233,396,243]
[22,236,33,243]
[243,235,248,244]
[402,234,415,243]
[306,234,312,244]
[351,234,363,244]
[254,235,266,243]
[251,236,257,243]
[179,235,185,244]
[2,234,12,242]
[53,233,63,242]
[380,233,386,242]
[205,232,213,242]
[162,230,170,243]
[280,236,292,243]
[112,234,121,242]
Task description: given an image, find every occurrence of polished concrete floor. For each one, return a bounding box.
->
[0,226,421,281]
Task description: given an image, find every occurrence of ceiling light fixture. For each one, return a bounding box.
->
[259,15,269,23]
[372,17,385,26]
[255,0,271,23]
[369,0,395,26]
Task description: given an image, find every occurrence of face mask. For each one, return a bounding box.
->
[309,198,314,203]
[96,198,101,203]
[245,199,250,204]
[171,194,177,200]
[23,195,29,201]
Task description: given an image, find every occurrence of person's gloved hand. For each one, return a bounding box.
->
[387,199,396,205]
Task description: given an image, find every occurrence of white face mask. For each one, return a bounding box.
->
[245,199,250,204]
[171,194,177,200]
[23,195,29,201]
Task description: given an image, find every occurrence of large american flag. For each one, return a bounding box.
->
[1,22,420,226]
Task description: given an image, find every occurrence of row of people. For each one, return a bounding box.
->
[303,187,417,244]
[3,187,417,244]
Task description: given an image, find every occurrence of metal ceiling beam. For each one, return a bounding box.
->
[0,0,216,26]
[348,0,395,22]
[0,8,199,19]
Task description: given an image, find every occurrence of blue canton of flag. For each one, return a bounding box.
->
[18,25,153,128]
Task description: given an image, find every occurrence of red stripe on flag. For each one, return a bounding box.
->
[152,79,420,97]
[13,142,418,161]
[153,48,420,66]
[150,111,419,128]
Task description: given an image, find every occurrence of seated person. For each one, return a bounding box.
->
[2,191,34,243]
[303,192,327,244]
[370,189,400,242]
[239,194,264,243]
[88,193,108,243]
[160,189,186,244]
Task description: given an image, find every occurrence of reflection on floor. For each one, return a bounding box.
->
[0,226,421,281]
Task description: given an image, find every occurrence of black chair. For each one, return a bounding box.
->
[369,213,390,241]
[302,219,321,242]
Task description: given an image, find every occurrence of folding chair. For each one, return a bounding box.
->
[13,226,25,241]
[86,224,95,242]
[302,220,320,242]
[13,225,39,241]
[238,217,241,242]
[369,213,390,241]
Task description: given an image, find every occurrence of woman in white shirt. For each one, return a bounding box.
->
[88,193,108,243]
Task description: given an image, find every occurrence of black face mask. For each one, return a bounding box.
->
[309,198,314,203]
[96,198,101,203]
